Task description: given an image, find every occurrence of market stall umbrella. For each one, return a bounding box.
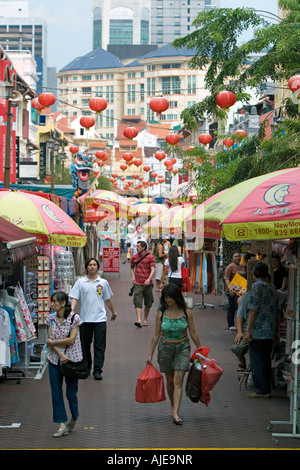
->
[143,204,193,236]
[0,216,37,262]
[0,190,86,247]
[200,167,300,241]
[84,190,135,219]
[132,202,168,218]
[169,182,198,203]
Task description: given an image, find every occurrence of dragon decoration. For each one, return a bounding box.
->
[70,151,99,197]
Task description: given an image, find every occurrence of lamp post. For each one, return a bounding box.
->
[2,69,14,189]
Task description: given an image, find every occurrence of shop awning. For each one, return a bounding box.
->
[0,216,37,263]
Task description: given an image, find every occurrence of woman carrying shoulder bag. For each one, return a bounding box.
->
[162,245,185,289]
[46,291,83,438]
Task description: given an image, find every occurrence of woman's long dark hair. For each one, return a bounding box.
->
[51,291,72,319]
[160,284,186,312]
[168,245,179,273]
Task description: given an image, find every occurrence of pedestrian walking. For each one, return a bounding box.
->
[146,283,201,425]
[224,252,247,330]
[130,240,155,327]
[46,291,83,438]
[244,262,280,398]
[162,245,185,289]
[153,238,165,292]
[69,257,117,381]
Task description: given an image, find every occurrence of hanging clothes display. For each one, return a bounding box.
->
[0,307,11,373]
[190,251,218,295]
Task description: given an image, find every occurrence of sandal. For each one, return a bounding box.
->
[134,322,142,328]
[173,417,183,425]
[143,321,148,326]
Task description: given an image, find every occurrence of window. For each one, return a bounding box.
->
[82,75,92,81]
[82,87,91,95]
[73,76,77,80]
[187,76,196,94]
[140,83,145,101]
[162,77,181,94]
[106,86,114,103]
[127,85,136,102]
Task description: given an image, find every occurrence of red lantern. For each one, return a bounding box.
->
[155,151,166,161]
[150,172,157,178]
[166,134,180,145]
[69,145,79,154]
[80,116,95,130]
[143,165,151,172]
[123,126,138,139]
[132,174,139,179]
[223,138,234,147]
[120,176,125,181]
[216,90,236,109]
[38,92,56,108]
[288,75,300,92]
[31,97,44,112]
[89,98,107,114]
[149,97,169,116]
[111,173,118,178]
[133,158,142,167]
[172,169,178,175]
[110,177,116,183]
[198,134,212,145]
[164,159,173,167]
[123,152,133,162]
[95,151,107,160]
[97,161,105,167]
[233,129,247,140]
[120,164,128,171]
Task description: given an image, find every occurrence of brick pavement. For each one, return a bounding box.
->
[0,255,299,450]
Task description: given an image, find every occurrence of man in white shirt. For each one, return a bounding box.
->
[69,258,117,380]
[131,229,147,256]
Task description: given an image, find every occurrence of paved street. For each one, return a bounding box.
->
[0,256,299,452]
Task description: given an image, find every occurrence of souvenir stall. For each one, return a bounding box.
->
[198,167,300,444]
[0,217,38,382]
[0,190,87,379]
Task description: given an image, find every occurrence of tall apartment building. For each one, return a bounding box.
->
[0,1,47,92]
[92,0,219,50]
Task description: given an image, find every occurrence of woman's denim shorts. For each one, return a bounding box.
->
[157,337,191,373]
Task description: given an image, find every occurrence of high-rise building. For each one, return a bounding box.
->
[92,0,220,50]
[0,1,47,92]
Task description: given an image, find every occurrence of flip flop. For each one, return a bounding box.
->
[134,322,142,328]
[173,418,183,425]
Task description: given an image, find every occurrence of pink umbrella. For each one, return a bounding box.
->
[0,190,86,247]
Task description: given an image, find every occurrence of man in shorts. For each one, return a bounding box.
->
[130,240,155,327]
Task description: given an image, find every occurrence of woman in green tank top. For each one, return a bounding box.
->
[146,284,201,425]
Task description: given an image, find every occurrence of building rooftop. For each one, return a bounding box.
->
[59,47,125,72]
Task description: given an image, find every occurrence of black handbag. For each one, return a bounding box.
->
[60,314,89,380]
[185,363,202,403]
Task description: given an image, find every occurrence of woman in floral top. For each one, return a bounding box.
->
[46,291,83,438]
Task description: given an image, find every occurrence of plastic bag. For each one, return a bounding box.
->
[181,267,191,292]
[196,353,223,406]
[40,343,50,366]
[135,364,166,403]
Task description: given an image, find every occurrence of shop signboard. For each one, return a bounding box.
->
[103,247,120,273]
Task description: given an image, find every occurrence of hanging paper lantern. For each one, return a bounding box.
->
[288,75,300,92]
[132,174,139,179]
[31,97,44,112]
[149,97,169,116]
[80,116,95,130]
[89,97,107,114]
[233,129,247,140]
[111,173,118,178]
[143,165,151,172]
[133,158,142,167]
[172,169,178,175]
[38,92,56,108]
[223,138,235,147]
[128,160,134,166]
[69,145,79,154]
[165,134,180,145]
[97,161,105,167]
[95,151,107,160]
[198,134,212,145]
[120,164,128,171]
[216,90,236,110]
[120,176,126,181]
[150,172,157,178]
[123,126,138,139]
[164,159,173,167]
[123,152,133,162]
[155,151,166,161]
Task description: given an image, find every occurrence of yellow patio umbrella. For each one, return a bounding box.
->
[143,204,193,236]
[84,189,135,220]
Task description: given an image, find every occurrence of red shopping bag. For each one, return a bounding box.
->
[135,364,166,403]
[181,267,191,292]
[197,354,223,406]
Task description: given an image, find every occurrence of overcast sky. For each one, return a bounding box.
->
[26,0,280,70]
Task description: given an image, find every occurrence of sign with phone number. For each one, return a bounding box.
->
[224,219,300,241]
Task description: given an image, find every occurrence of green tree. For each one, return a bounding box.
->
[172,0,300,199]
